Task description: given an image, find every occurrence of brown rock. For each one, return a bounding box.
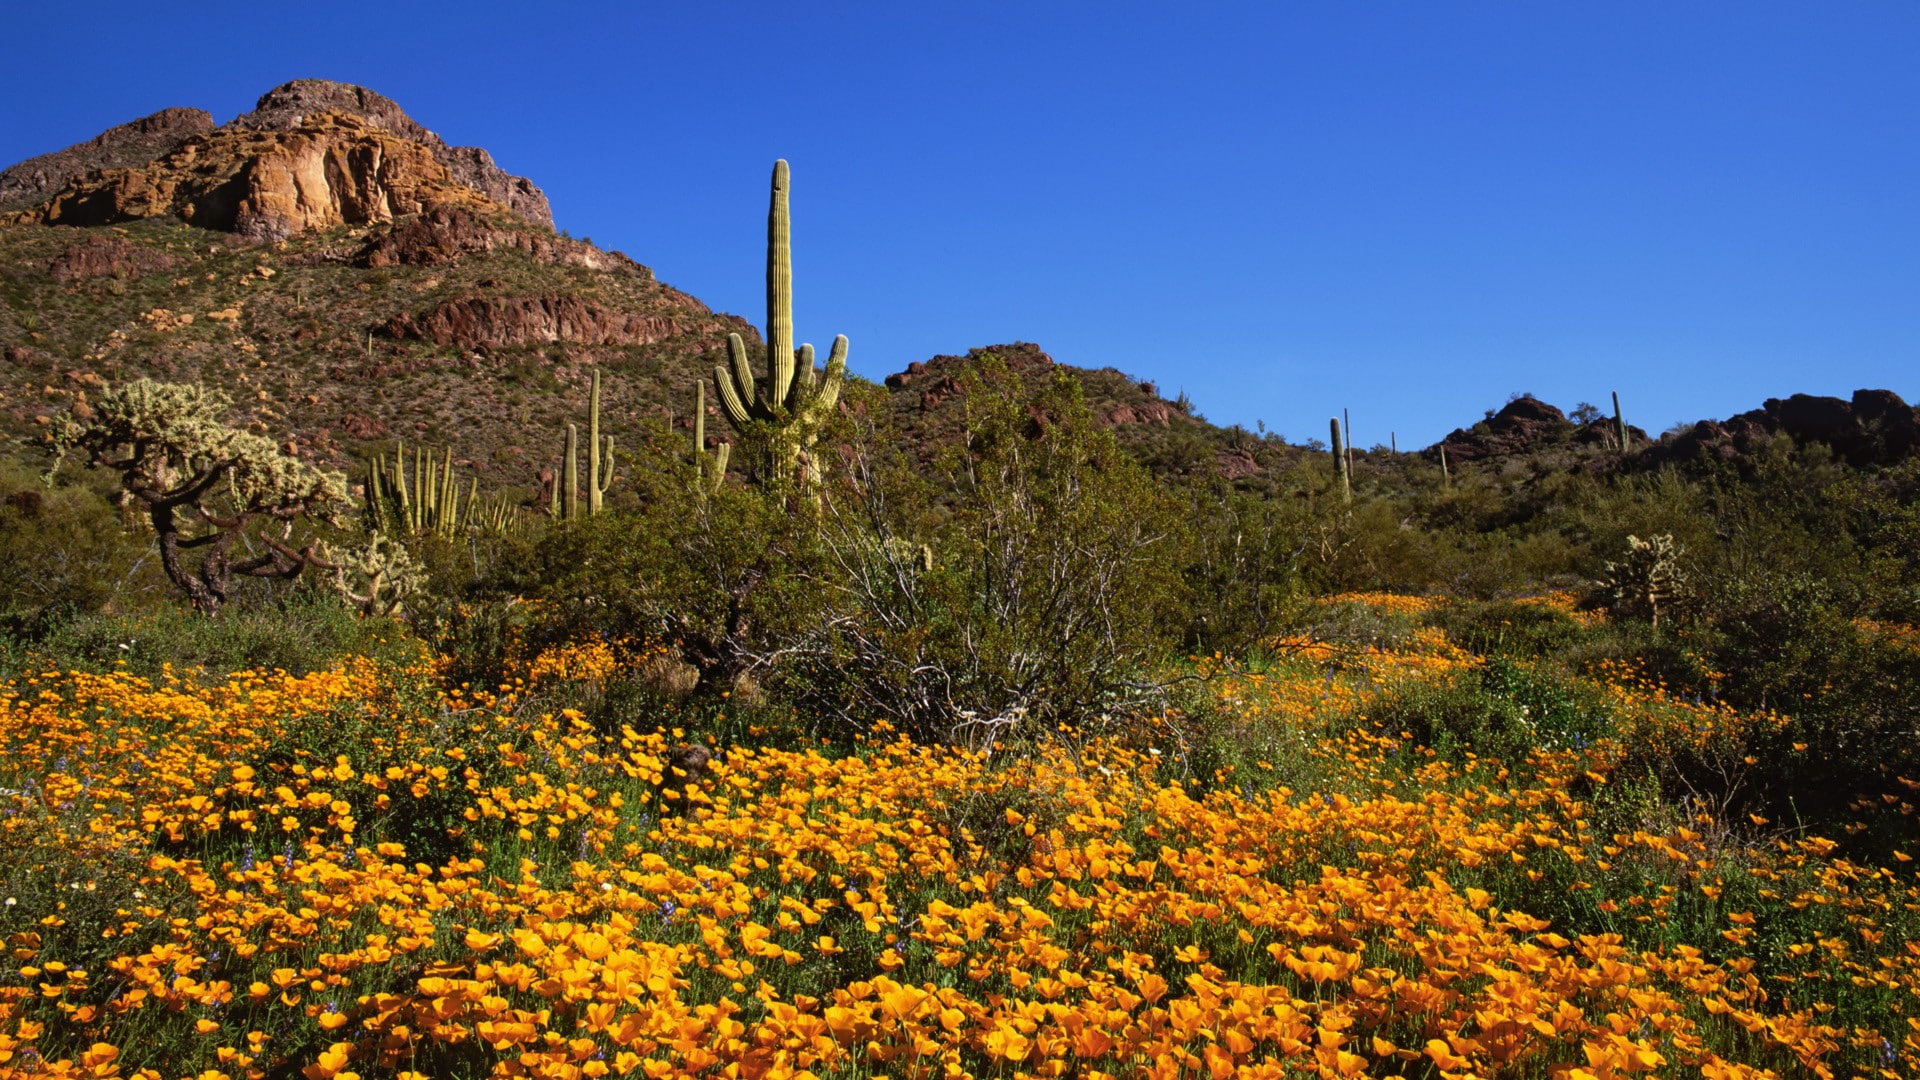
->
[356,207,640,273]
[339,412,388,439]
[1438,396,1575,463]
[230,80,553,228]
[0,107,215,214]
[47,236,185,282]
[20,112,502,242]
[383,295,696,349]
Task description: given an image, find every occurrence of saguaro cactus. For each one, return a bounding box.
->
[691,382,730,494]
[1612,391,1629,452]
[588,369,614,515]
[562,423,580,521]
[551,370,615,520]
[712,160,848,487]
[1330,417,1351,502]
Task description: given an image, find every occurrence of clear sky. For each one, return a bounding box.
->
[4,2,1916,449]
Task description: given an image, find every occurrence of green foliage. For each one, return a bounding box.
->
[9,591,407,681]
[515,424,837,699]
[1179,483,1313,652]
[788,358,1190,741]
[1367,658,1620,766]
[0,461,160,636]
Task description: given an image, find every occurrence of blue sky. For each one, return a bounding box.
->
[4,2,1916,448]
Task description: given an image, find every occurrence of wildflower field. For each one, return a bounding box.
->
[1,595,1917,1080]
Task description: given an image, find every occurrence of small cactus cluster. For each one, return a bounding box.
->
[711,160,847,489]
[553,369,616,519]
[1600,533,1689,627]
[366,442,487,537]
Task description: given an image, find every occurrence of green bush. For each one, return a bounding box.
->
[0,461,159,634]
[788,360,1191,742]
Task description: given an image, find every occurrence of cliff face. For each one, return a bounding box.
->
[18,113,502,242]
[228,80,552,228]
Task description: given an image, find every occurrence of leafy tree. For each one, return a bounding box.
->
[50,380,346,615]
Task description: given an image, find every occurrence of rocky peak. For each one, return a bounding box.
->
[1440,395,1588,463]
[1,80,552,234]
[229,80,551,228]
[15,112,503,242]
[0,106,215,214]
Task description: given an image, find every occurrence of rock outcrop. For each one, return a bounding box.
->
[1438,395,1641,463]
[230,80,551,228]
[46,236,184,282]
[5,80,553,237]
[19,113,502,241]
[382,295,705,349]
[0,107,215,214]
[355,208,636,273]
[1655,389,1920,467]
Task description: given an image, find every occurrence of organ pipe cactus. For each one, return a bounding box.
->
[712,159,848,487]
[1330,417,1351,502]
[366,441,475,538]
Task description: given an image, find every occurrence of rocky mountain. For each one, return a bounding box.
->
[0,81,750,490]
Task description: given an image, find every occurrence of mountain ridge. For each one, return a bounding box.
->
[1,80,1915,501]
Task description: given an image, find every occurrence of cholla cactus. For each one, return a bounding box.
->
[318,534,425,618]
[1600,534,1689,627]
[51,379,345,614]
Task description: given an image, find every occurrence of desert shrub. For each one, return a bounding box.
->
[512,428,838,701]
[1689,570,1920,853]
[1369,658,1620,765]
[1180,484,1313,652]
[788,360,1190,742]
[0,461,159,635]
[25,590,404,679]
[1430,597,1589,658]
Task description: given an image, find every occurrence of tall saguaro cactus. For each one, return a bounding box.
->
[712,159,848,488]
[1612,391,1629,452]
[587,369,614,514]
[1330,417,1351,502]
[562,424,580,521]
[551,369,615,520]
